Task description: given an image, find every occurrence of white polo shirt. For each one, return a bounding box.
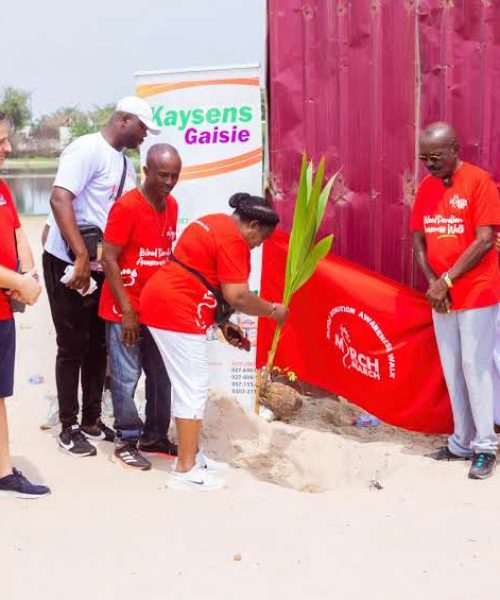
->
[44,132,137,264]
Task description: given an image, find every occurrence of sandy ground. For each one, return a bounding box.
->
[3,216,500,600]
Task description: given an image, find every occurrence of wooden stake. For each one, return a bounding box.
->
[254,368,262,415]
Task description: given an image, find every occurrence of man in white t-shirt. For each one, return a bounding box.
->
[43,96,160,458]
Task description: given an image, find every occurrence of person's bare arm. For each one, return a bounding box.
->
[41,224,50,247]
[50,186,90,292]
[448,225,495,281]
[0,265,41,305]
[412,231,438,284]
[412,231,449,313]
[221,282,288,326]
[15,228,35,272]
[427,226,495,308]
[102,240,139,346]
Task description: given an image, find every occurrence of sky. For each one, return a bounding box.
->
[2,0,266,117]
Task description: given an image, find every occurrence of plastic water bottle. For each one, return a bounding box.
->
[354,414,380,428]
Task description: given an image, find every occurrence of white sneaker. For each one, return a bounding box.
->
[196,450,229,472]
[166,466,225,491]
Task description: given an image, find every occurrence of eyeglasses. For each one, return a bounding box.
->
[419,145,454,163]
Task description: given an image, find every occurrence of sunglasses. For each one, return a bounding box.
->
[419,145,455,163]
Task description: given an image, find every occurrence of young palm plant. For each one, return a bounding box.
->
[257,154,338,411]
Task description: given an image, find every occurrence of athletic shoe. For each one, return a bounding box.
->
[81,420,116,442]
[139,439,178,457]
[165,465,225,491]
[0,468,51,499]
[196,450,229,472]
[468,452,496,480]
[114,443,152,471]
[59,425,97,457]
[427,446,470,461]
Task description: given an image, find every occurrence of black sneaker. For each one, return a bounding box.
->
[468,452,496,480]
[114,443,152,471]
[59,425,97,457]
[81,420,116,442]
[0,468,51,499]
[139,439,178,457]
[427,446,470,461]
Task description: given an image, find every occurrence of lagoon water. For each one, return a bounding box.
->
[4,172,54,216]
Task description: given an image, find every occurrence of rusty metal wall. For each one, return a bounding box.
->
[268,0,500,286]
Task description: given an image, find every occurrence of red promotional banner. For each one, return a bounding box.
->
[257,231,453,434]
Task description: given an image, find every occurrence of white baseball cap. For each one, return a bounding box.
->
[116,96,161,135]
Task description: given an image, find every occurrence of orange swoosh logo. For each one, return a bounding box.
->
[137,78,259,99]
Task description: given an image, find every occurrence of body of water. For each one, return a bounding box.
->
[3,172,54,216]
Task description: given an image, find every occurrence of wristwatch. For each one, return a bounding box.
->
[441,272,453,289]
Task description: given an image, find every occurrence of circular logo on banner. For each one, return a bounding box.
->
[326,305,397,381]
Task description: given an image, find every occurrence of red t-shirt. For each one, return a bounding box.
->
[0,180,20,320]
[99,188,178,322]
[140,214,251,334]
[410,162,500,310]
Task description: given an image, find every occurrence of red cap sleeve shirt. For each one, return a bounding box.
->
[140,213,251,334]
[0,180,21,320]
[99,188,178,322]
[410,162,500,310]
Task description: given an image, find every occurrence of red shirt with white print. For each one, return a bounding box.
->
[99,188,178,322]
[410,162,500,310]
[140,214,250,334]
[0,180,21,320]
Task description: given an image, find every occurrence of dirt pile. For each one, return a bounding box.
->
[202,392,442,493]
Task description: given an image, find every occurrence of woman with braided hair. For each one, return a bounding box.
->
[140,192,288,491]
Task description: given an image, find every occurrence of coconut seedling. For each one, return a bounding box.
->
[257,154,338,415]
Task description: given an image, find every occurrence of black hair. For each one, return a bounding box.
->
[229,192,279,228]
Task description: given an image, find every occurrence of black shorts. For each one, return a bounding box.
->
[0,319,15,398]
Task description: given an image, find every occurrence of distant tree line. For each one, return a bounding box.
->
[0,86,114,138]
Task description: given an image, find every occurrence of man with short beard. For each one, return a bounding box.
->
[412,121,500,479]
[43,96,160,458]
[99,144,181,470]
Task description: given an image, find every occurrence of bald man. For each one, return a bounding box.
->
[411,122,500,479]
[99,144,182,470]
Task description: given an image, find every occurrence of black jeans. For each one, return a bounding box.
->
[43,252,106,429]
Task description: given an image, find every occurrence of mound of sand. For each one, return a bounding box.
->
[202,392,443,493]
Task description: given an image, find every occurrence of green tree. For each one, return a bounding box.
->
[0,87,32,129]
[67,103,114,138]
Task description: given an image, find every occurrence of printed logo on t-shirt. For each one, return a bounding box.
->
[136,247,170,267]
[0,194,6,206]
[449,194,468,210]
[121,268,138,287]
[423,214,465,239]
[164,227,176,242]
[195,290,217,331]
[193,220,211,233]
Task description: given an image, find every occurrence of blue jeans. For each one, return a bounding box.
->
[105,322,172,444]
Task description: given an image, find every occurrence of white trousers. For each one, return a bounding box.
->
[433,305,498,456]
[493,305,500,425]
[149,328,208,420]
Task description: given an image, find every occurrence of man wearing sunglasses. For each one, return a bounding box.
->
[411,121,500,479]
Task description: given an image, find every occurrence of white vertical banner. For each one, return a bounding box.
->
[135,64,263,411]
